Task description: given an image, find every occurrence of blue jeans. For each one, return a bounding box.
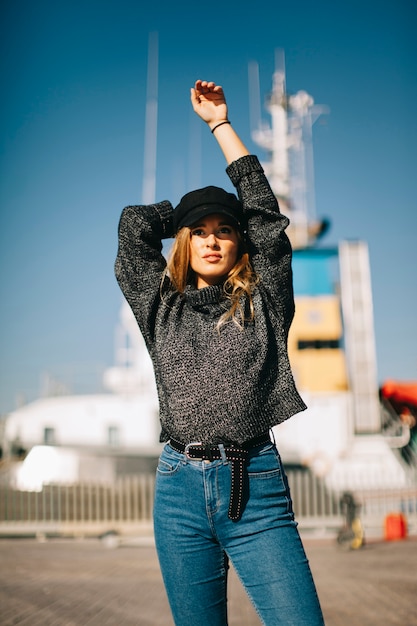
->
[153,440,324,625]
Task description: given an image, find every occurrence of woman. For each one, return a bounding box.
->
[115,80,324,625]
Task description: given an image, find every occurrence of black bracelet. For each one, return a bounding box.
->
[211,120,231,133]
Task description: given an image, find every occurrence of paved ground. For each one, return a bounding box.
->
[1,535,416,625]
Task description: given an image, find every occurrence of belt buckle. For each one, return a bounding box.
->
[184,441,203,460]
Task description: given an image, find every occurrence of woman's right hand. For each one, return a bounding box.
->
[191,79,249,164]
[190,80,228,130]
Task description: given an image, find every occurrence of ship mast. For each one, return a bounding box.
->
[142,31,159,205]
[104,32,159,396]
[249,49,328,249]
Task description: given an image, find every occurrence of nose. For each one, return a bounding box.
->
[206,233,219,248]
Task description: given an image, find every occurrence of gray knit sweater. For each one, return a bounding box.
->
[115,155,306,445]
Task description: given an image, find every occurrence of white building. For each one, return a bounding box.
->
[2,301,163,488]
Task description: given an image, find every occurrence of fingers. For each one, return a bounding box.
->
[190,87,198,104]
[194,79,223,96]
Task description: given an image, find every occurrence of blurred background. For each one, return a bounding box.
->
[0,0,416,542]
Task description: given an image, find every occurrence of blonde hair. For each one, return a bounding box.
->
[165,226,258,330]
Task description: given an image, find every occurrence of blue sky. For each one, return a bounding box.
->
[1,0,416,414]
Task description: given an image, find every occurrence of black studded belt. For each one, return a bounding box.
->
[168,432,271,521]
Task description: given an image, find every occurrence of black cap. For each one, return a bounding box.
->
[173,185,243,232]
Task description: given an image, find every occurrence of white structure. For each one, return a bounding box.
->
[3,300,160,456]
[11,445,115,492]
[253,50,412,490]
[249,49,329,249]
[103,299,157,396]
[3,390,159,454]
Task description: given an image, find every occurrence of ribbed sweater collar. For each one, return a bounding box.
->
[184,284,223,307]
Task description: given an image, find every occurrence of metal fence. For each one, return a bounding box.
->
[0,474,155,539]
[1,469,416,540]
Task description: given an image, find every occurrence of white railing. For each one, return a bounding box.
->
[1,470,416,540]
[0,474,155,538]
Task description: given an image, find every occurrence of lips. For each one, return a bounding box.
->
[203,254,222,262]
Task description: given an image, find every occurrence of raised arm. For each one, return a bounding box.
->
[190,80,294,322]
[190,80,249,164]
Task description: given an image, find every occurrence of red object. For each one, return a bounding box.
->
[384,513,407,541]
[381,380,417,407]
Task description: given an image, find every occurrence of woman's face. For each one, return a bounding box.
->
[189,214,239,289]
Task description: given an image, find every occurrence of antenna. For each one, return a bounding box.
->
[248,60,262,134]
[105,31,160,396]
[142,31,158,204]
[274,48,286,88]
[249,49,329,248]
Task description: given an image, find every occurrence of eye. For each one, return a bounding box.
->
[218,226,233,235]
[191,228,205,236]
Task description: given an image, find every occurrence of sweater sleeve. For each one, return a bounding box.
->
[114,200,174,344]
[226,155,295,331]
